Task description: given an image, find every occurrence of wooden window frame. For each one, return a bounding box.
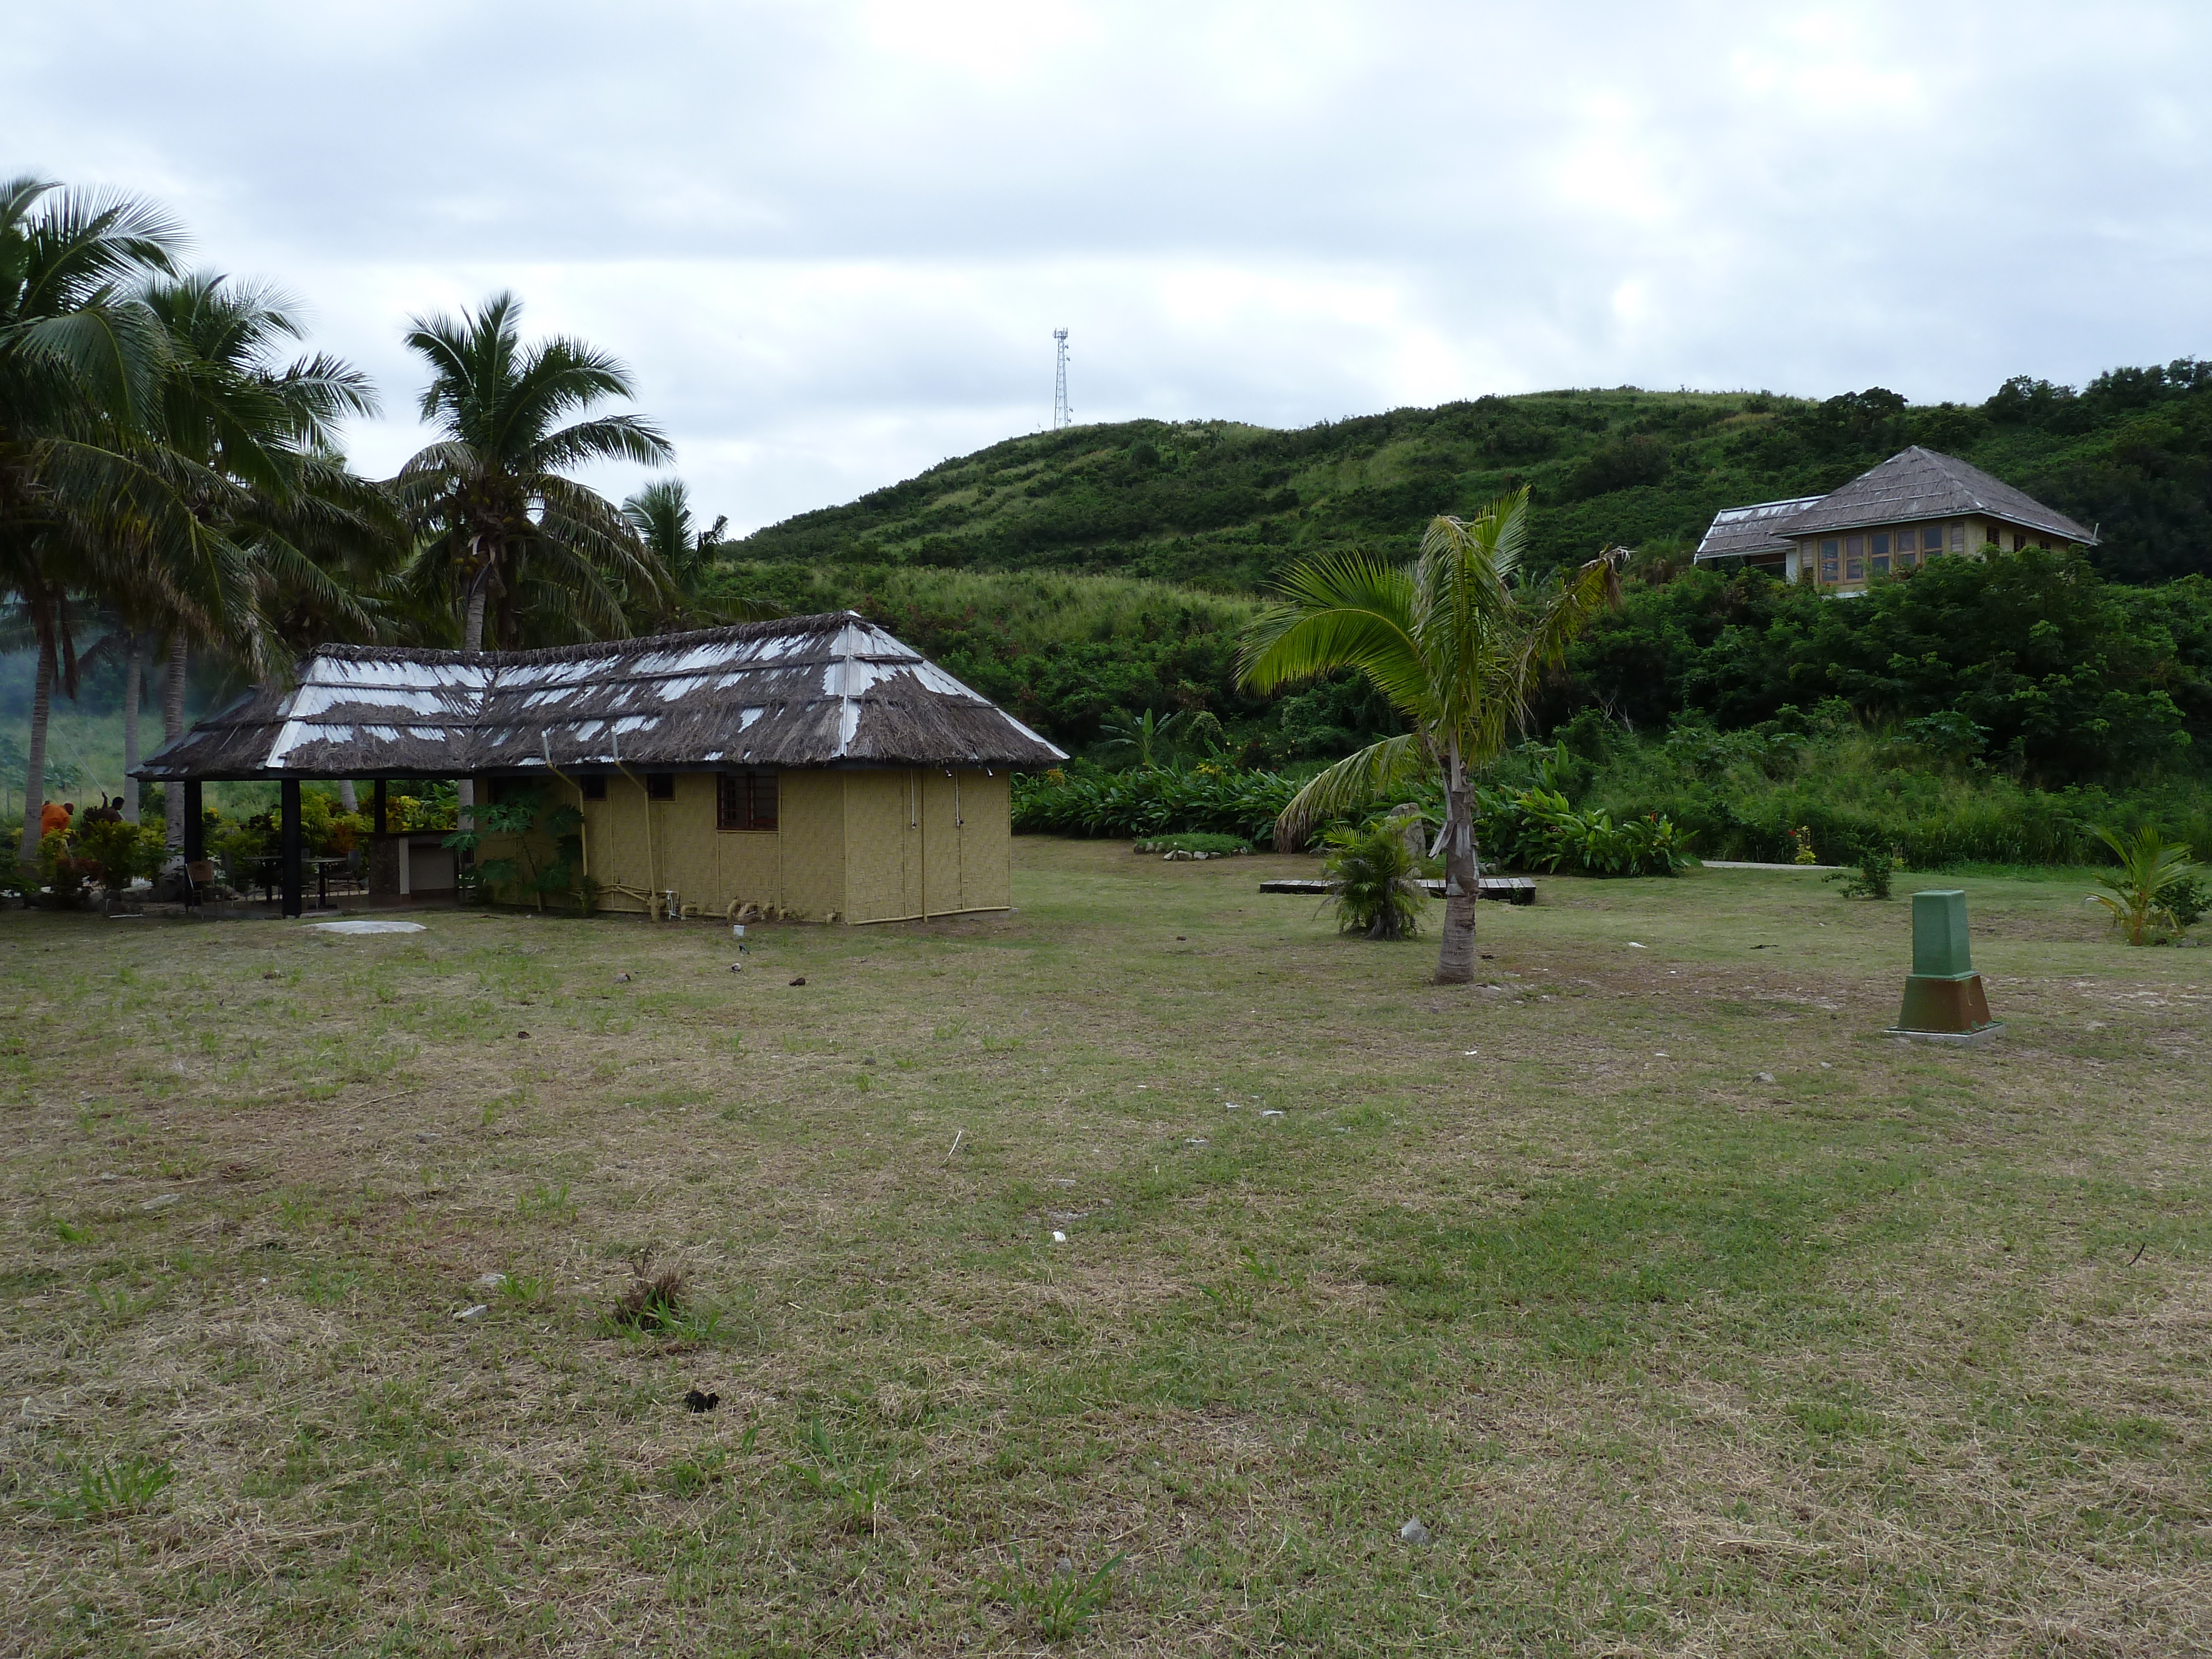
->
[718,770,779,833]
[1818,538,1839,582]
[645,772,676,801]
[578,775,607,801]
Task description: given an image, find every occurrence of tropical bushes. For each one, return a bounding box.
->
[1571,711,2212,869]
[1015,763,1693,878]
[1475,787,1694,878]
[69,818,168,891]
[1014,765,1300,846]
[1133,832,1251,856]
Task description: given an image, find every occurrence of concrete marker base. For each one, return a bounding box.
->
[1886,1023,2006,1047]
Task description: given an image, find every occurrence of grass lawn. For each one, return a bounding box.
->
[3,839,2209,1656]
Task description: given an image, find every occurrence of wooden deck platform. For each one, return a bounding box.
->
[1259,877,1536,905]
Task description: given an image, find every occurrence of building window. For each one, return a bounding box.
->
[1818,539,1839,582]
[578,775,607,801]
[1869,531,1890,575]
[1844,535,1865,581]
[718,771,778,832]
[1923,526,1944,553]
[645,772,676,800]
[1950,522,1965,552]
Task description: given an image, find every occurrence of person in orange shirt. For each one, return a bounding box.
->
[39,800,72,838]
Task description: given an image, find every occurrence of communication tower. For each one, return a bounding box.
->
[1052,328,1072,430]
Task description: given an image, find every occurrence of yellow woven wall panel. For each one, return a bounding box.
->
[956,770,1012,911]
[580,782,655,911]
[715,825,782,915]
[780,771,848,921]
[479,768,1013,924]
[842,769,919,923]
[921,770,960,915]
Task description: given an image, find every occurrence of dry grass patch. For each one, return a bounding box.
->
[3,840,2210,1655]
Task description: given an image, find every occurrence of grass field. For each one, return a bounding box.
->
[4,841,2209,1656]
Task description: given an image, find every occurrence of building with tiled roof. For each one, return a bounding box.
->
[1692,447,2096,593]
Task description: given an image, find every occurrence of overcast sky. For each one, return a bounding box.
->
[13,2,2210,534]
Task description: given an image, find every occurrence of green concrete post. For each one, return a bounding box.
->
[1911,890,1973,977]
[1891,888,2000,1042]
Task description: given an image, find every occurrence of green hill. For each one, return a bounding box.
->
[732,363,2212,589]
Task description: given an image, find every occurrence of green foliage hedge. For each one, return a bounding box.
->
[1013,765,1693,878]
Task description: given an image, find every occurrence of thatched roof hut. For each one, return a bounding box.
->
[139,614,1065,923]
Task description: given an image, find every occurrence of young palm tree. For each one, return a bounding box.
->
[1,176,186,860]
[395,293,675,651]
[621,478,776,628]
[2088,824,2198,945]
[1096,707,1182,770]
[1239,489,1625,983]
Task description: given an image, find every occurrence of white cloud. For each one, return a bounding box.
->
[9,1,2211,535]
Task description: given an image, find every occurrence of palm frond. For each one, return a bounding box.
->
[1274,732,1430,851]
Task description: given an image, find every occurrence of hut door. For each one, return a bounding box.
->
[922,769,964,915]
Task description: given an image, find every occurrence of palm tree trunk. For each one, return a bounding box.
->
[337,779,357,813]
[121,637,145,823]
[18,649,53,865]
[463,578,489,654]
[164,635,187,850]
[1433,747,1479,984]
[458,560,489,827]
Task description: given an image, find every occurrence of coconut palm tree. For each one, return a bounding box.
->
[394,293,675,652]
[1239,488,1625,983]
[137,272,392,841]
[1,175,185,860]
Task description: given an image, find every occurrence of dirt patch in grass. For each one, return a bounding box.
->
[3,842,2210,1654]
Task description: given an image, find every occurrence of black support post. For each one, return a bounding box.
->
[280,778,303,918]
[372,779,387,836]
[182,781,205,864]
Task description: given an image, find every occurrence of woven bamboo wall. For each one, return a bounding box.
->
[953,770,1011,912]
[841,769,917,923]
[476,766,1009,922]
[780,771,847,921]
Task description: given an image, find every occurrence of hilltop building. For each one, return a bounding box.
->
[1693,447,2096,593]
[137,613,1065,921]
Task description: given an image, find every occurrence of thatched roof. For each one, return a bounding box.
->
[137,613,1067,782]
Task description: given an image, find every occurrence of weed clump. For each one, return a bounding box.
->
[609,1256,688,1332]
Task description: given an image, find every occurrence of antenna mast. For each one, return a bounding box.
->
[1052,328,1072,430]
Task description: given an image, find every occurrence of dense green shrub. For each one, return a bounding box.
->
[1319,818,1426,939]
[1133,832,1251,855]
[1475,787,1695,878]
[1013,765,1302,847]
